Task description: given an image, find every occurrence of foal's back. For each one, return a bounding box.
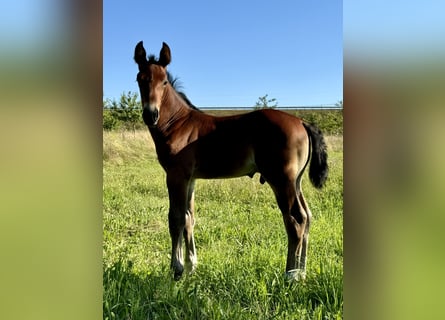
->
[190,109,309,181]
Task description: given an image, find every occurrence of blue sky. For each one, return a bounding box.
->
[103,0,343,108]
[344,0,445,58]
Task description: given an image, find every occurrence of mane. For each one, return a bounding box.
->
[147,54,202,112]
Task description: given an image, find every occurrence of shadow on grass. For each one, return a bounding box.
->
[103,260,342,320]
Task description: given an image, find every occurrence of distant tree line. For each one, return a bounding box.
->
[103,92,342,135]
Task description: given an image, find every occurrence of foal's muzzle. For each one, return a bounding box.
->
[142,106,159,127]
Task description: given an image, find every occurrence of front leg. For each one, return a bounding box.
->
[167,175,189,280]
[184,180,197,274]
[168,208,185,280]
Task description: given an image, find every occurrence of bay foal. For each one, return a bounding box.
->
[134,41,328,280]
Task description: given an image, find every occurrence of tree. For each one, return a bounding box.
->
[103,91,142,131]
[254,94,278,109]
[335,100,343,108]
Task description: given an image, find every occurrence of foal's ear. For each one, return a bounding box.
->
[158,42,171,67]
[134,41,147,65]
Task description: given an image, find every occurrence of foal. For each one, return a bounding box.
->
[134,41,328,280]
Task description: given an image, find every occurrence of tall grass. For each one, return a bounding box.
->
[103,129,343,319]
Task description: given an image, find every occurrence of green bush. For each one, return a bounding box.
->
[294,109,343,135]
[103,109,120,131]
[103,91,144,131]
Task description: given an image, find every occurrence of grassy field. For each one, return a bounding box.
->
[103,129,343,319]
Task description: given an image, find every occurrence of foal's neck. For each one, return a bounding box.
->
[157,85,192,133]
[148,85,197,166]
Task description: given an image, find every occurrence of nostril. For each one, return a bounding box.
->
[142,107,159,126]
[152,108,159,122]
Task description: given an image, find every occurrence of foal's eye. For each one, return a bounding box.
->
[137,74,150,83]
[163,80,168,86]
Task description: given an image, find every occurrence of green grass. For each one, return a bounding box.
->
[103,130,343,319]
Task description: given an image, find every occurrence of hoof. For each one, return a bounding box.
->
[173,270,183,281]
[172,265,184,281]
[285,269,306,282]
[185,262,197,275]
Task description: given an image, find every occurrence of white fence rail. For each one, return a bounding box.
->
[200,105,342,111]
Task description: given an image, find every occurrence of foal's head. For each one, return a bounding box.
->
[134,41,171,126]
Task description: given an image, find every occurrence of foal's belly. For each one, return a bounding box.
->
[193,148,257,179]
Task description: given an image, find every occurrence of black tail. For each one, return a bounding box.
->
[302,122,329,189]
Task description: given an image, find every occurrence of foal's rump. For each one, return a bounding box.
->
[248,109,312,185]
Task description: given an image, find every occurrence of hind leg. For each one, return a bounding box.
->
[272,177,309,280]
[298,191,312,272]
